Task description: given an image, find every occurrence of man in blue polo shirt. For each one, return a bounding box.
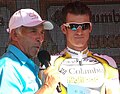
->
[0,8,60,94]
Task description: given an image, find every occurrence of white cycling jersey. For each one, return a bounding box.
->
[51,47,120,94]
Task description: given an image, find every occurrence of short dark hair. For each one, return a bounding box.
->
[62,1,92,23]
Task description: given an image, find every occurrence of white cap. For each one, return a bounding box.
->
[7,8,53,33]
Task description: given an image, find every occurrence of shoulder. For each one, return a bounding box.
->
[0,51,18,62]
[0,53,13,64]
[93,53,117,68]
[0,51,22,69]
[0,55,16,73]
[50,50,65,65]
[50,55,61,66]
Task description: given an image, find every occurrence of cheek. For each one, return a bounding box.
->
[66,31,72,39]
[85,32,90,41]
[66,32,75,42]
[26,35,36,41]
[40,35,44,43]
[20,37,34,48]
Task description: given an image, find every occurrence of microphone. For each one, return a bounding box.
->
[37,50,62,93]
[37,50,51,68]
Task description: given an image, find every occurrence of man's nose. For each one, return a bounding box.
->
[36,33,44,43]
[76,27,83,34]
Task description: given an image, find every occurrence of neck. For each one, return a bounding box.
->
[67,45,88,52]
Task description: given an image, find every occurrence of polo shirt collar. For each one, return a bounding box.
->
[7,44,29,65]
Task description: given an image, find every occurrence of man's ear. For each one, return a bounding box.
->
[89,23,92,33]
[61,24,67,34]
[10,29,19,41]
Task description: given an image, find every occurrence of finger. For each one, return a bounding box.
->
[44,66,57,75]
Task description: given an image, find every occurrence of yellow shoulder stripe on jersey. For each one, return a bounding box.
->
[88,52,118,79]
[54,52,71,70]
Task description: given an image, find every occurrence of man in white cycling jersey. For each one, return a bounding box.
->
[50,1,120,94]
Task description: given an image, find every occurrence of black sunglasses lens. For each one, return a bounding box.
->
[69,24,79,31]
[81,23,90,30]
[67,23,91,31]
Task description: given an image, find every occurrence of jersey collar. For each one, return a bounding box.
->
[63,47,89,60]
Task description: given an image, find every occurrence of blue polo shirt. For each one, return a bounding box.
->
[0,45,42,94]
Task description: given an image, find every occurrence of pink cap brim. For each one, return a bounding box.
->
[7,20,53,33]
[24,20,53,30]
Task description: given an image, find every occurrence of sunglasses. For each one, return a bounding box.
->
[63,22,91,31]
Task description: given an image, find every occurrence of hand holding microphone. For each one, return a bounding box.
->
[37,50,62,93]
